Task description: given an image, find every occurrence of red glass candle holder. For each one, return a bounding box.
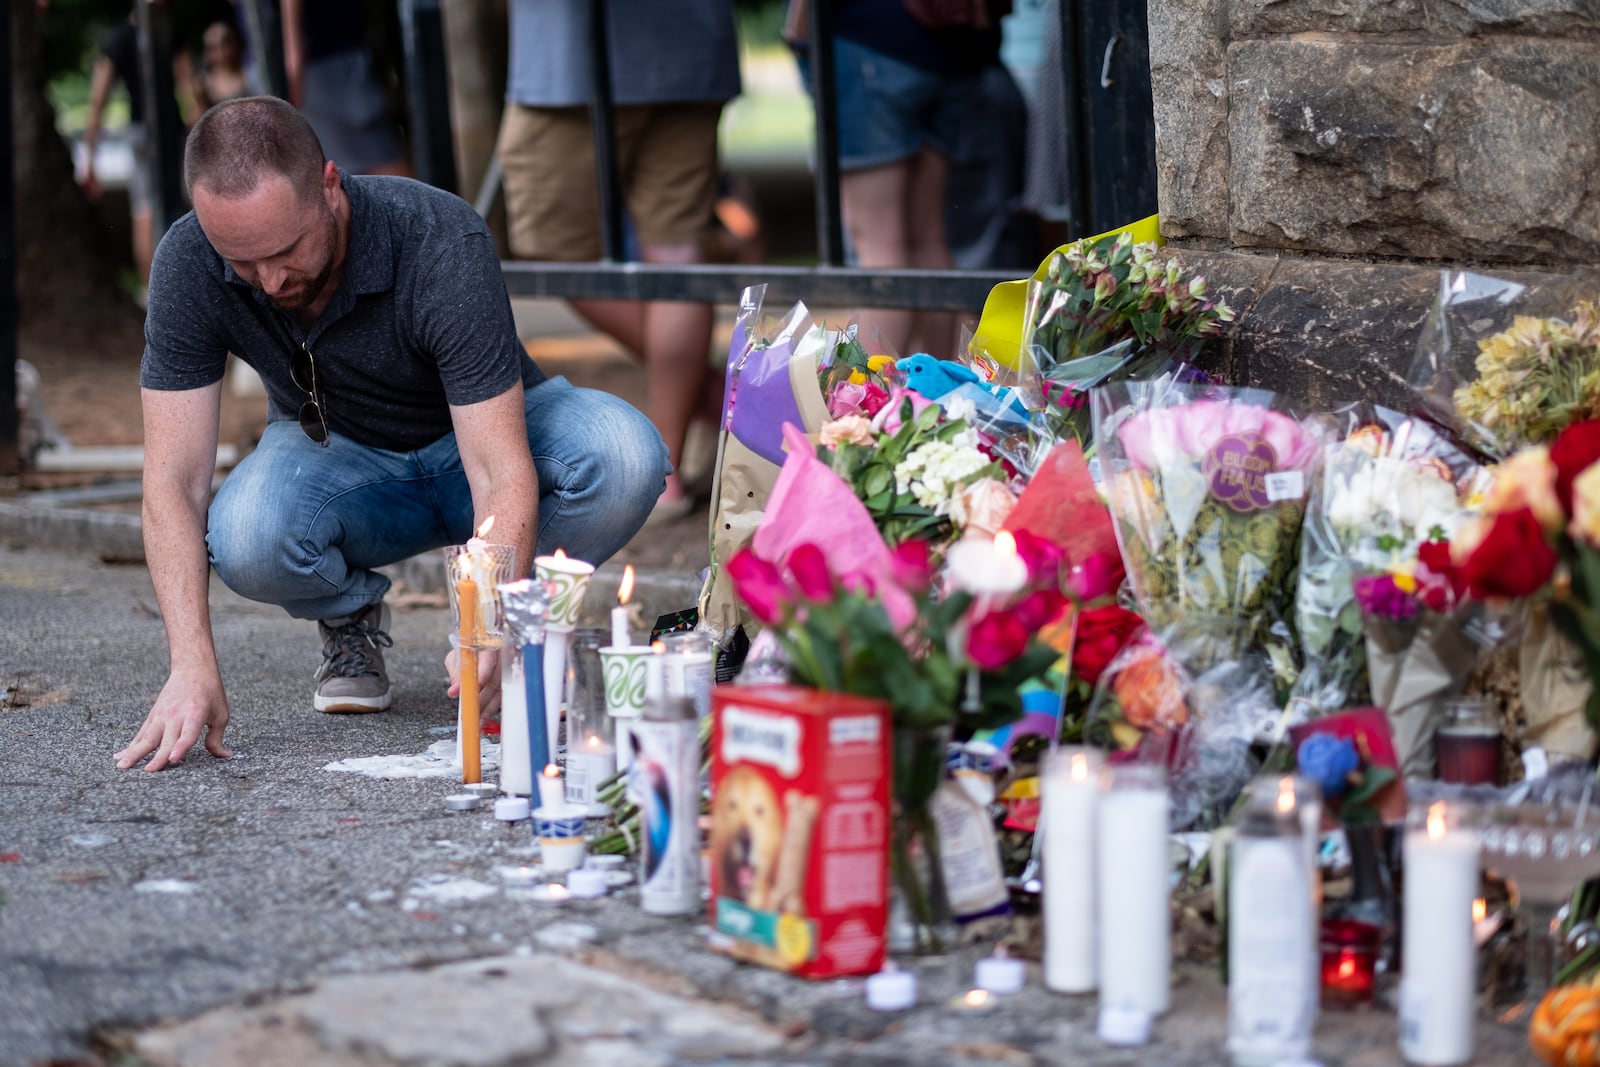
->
[1320,918,1381,1008]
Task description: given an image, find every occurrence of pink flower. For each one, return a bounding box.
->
[860,381,891,417]
[967,609,1030,670]
[1009,528,1065,584]
[828,380,867,419]
[1013,588,1067,631]
[870,386,937,435]
[888,539,935,593]
[727,548,790,625]
[1353,573,1417,621]
[819,415,875,449]
[1117,399,1319,473]
[1068,551,1125,602]
[786,543,834,601]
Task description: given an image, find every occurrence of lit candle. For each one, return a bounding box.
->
[1319,918,1380,1008]
[566,733,617,815]
[457,573,482,785]
[1399,801,1479,1066]
[1043,746,1101,994]
[1472,896,1504,947]
[946,529,1030,597]
[538,763,565,811]
[612,564,635,649]
[975,946,1026,995]
[1097,763,1170,1016]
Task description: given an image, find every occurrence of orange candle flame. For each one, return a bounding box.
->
[618,564,635,606]
[476,516,496,538]
[994,529,1017,558]
[553,548,567,561]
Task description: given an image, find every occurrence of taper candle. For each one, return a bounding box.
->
[457,575,482,784]
[612,564,635,649]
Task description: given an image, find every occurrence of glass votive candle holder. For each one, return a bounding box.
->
[443,541,519,644]
[1319,917,1381,1008]
[1435,696,1500,786]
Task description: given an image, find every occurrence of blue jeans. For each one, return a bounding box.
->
[207,377,669,621]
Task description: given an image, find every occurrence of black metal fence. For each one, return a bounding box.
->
[0,0,1159,466]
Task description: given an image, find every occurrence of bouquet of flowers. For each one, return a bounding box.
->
[1083,626,1282,830]
[1014,232,1235,461]
[1091,377,1324,685]
[817,393,1011,550]
[1291,406,1491,762]
[1453,419,1600,761]
[1407,271,1600,459]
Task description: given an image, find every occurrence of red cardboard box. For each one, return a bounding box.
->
[708,685,891,978]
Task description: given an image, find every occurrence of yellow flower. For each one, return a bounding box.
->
[1571,462,1600,546]
[1390,569,1418,594]
[1485,446,1564,534]
[848,370,867,386]
[867,355,895,373]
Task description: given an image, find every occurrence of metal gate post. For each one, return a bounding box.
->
[0,0,17,473]
[398,0,460,191]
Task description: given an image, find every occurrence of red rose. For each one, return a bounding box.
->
[785,543,834,602]
[1550,420,1600,514]
[1014,588,1067,631]
[967,609,1030,670]
[1457,507,1558,599]
[727,548,790,625]
[887,539,934,593]
[1416,538,1466,609]
[1071,605,1145,686]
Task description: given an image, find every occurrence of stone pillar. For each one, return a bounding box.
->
[1146,0,1600,405]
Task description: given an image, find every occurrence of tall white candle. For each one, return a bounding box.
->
[1043,746,1102,994]
[611,564,635,649]
[1399,801,1479,1066]
[1096,763,1171,1016]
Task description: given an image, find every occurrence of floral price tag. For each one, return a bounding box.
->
[1264,471,1305,503]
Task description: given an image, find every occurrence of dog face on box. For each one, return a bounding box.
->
[709,685,890,978]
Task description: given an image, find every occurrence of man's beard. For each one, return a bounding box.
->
[264,210,339,310]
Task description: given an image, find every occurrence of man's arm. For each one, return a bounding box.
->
[442,382,537,710]
[116,383,234,771]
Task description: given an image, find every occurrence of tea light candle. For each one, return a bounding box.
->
[1472,897,1504,947]
[1043,746,1101,994]
[496,865,541,887]
[975,946,1026,995]
[494,796,531,823]
[612,564,635,649]
[443,793,482,812]
[464,782,499,800]
[946,529,1029,596]
[1319,918,1380,1009]
[1097,763,1171,1017]
[865,963,917,1012]
[949,988,996,1014]
[567,866,607,899]
[538,763,565,811]
[1399,801,1478,1067]
[528,882,569,904]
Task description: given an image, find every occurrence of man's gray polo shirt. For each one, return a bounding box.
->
[141,170,545,453]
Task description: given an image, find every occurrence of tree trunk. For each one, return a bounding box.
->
[11,2,142,346]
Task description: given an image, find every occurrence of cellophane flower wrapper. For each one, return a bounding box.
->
[1405,270,1600,459]
[1290,404,1490,725]
[1091,377,1324,683]
[1083,626,1281,830]
[700,286,829,644]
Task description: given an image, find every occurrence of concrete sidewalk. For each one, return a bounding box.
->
[0,545,1534,1067]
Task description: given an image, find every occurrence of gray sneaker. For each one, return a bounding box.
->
[314,602,394,713]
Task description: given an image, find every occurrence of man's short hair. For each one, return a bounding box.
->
[184,96,326,202]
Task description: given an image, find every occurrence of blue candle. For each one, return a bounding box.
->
[523,640,548,773]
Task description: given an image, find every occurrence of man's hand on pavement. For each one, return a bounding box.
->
[444,645,503,721]
[115,670,232,771]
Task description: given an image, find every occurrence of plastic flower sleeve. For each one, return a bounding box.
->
[699,286,823,645]
[1090,375,1324,681]
[1082,626,1279,831]
[1289,403,1490,722]
[1406,270,1600,459]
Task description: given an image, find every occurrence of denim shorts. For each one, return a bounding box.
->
[799,38,976,172]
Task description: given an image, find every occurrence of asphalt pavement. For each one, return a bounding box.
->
[0,542,1542,1067]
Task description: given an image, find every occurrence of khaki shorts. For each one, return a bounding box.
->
[499,101,724,261]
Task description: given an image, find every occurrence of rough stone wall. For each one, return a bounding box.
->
[1147,0,1600,406]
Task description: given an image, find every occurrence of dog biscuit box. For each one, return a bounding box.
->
[708,684,890,978]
